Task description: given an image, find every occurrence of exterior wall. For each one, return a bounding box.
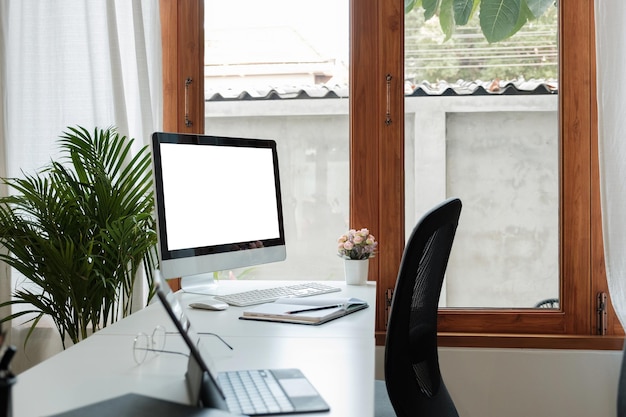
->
[205,94,559,307]
[405,95,559,307]
[205,99,350,283]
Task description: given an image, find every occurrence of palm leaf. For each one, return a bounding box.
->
[0,126,157,348]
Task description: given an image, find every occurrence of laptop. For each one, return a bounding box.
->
[153,272,330,416]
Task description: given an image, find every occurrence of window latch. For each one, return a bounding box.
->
[385,288,394,329]
[184,77,193,127]
[385,74,392,126]
[597,292,608,335]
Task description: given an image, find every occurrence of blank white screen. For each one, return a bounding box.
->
[160,143,280,251]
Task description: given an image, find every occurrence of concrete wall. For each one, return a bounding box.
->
[405,95,559,307]
[205,94,559,307]
[205,99,351,283]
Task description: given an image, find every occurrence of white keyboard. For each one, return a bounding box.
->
[214,282,341,307]
[218,370,293,415]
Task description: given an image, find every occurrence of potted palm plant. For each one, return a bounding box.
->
[0,126,158,347]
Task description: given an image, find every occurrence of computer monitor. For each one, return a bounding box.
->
[150,132,287,294]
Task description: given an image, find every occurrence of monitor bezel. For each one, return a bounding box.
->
[151,132,287,281]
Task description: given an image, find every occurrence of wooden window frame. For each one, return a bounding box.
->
[160,0,204,135]
[439,1,623,350]
[162,0,623,350]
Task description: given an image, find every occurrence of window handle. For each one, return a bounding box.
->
[184,77,193,127]
[385,74,392,126]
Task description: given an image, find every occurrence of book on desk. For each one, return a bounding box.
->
[239,297,368,325]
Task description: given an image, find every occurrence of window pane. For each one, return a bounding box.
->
[404,7,559,308]
[204,0,349,281]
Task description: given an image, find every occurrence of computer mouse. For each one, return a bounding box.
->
[189,301,229,311]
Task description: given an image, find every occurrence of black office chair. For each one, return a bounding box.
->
[534,298,559,308]
[375,198,462,417]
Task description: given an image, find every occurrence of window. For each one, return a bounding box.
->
[405,9,559,309]
[202,0,350,282]
[161,0,623,349]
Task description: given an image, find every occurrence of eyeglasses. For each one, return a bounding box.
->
[133,325,169,364]
[132,326,233,365]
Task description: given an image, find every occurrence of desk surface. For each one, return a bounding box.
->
[12,280,376,417]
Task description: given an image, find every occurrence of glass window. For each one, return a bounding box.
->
[404,6,560,308]
[203,0,350,281]
[165,0,621,346]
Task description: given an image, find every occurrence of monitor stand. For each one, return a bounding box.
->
[180,273,221,295]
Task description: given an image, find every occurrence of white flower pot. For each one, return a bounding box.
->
[344,259,369,285]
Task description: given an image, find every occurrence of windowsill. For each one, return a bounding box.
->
[375,331,625,350]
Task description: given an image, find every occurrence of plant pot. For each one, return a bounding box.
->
[344,259,369,285]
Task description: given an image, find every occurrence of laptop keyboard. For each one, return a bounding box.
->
[214,282,341,307]
[218,369,294,415]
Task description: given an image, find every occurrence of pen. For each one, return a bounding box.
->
[286,304,344,315]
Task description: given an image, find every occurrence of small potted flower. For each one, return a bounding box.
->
[337,228,377,285]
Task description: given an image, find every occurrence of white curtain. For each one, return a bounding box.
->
[0,1,9,341]
[595,2,626,327]
[0,0,162,372]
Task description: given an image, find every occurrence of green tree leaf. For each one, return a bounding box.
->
[453,0,477,25]
[409,0,553,44]
[480,0,522,43]
[507,2,532,38]
[423,0,441,20]
[525,0,553,19]
[405,0,421,14]
[440,0,456,41]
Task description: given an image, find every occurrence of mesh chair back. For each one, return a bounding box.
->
[384,198,461,417]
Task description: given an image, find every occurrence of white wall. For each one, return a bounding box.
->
[376,346,622,417]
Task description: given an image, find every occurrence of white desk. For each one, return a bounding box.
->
[12,281,376,417]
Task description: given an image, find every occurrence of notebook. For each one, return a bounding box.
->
[153,273,330,416]
[240,297,368,325]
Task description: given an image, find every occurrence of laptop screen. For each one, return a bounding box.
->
[153,272,330,415]
[153,272,227,408]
